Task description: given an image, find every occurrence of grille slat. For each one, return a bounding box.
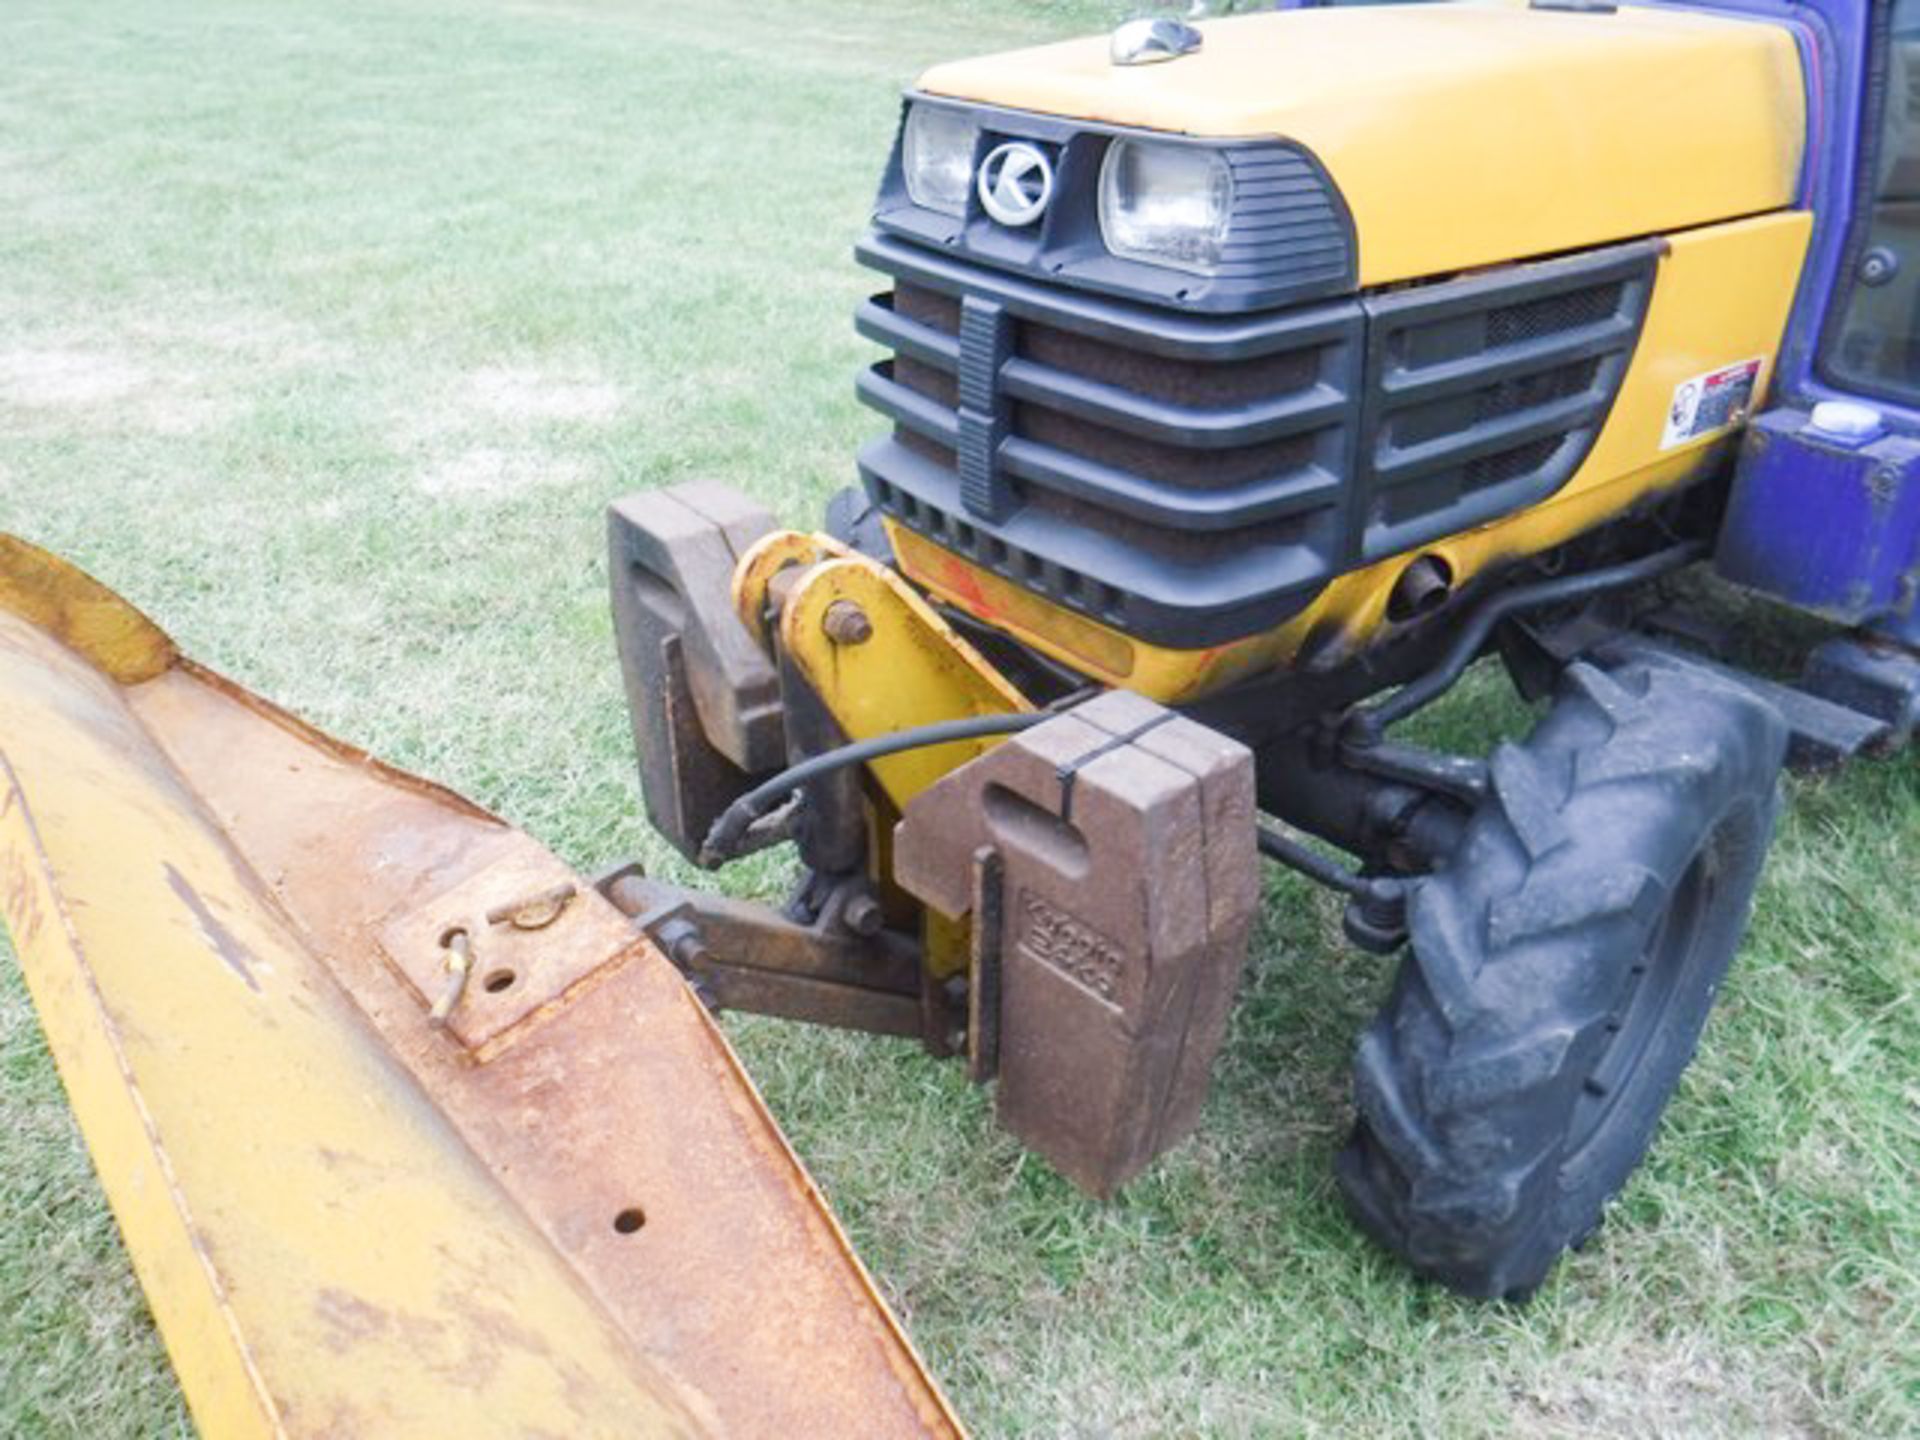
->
[999,438,1342,529]
[999,359,1345,450]
[854,295,960,370]
[1375,390,1606,482]
[1011,406,1320,502]
[1358,245,1658,561]
[1378,318,1633,406]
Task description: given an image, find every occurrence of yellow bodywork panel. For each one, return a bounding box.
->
[770,542,1032,810]
[736,538,1034,989]
[0,533,175,683]
[732,526,858,642]
[0,632,704,1437]
[891,210,1813,703]
[919,2,1804,286]
[0,538,963,1439]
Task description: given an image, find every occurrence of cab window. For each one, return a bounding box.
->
[1826,0,1920,402]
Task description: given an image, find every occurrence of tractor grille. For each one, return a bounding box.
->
[855,231,1657,647]
[1359,261,1654,561]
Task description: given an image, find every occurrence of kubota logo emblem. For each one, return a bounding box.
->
[977,142,1053,228]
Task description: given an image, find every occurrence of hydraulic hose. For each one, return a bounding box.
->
[699,711,1048,867]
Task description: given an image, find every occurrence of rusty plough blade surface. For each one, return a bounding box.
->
[0,535,961,1439]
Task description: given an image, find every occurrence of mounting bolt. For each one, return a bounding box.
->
[822,599,873,646]
[1860,245,1900,287]
[666,927,712,972]
[428,930,476,1030]
[484,881,577,932]
[843,892,885,936]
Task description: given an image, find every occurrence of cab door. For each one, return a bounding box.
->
[1823,0,1920,401]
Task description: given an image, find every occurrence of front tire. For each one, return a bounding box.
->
[1335,659,1788,1299]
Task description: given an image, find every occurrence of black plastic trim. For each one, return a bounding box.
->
[855,295,959,368]
[861,287,1350,450]
[859,232,1354,360]
[856,371,1347,532]
[862,437,1337,634]
[1377,316,1640,406]
[996,441,1344,529]
[855,236,1656,649]
[873,96,1357,315]
[858,364,958,444]
[1356,240,1659,561]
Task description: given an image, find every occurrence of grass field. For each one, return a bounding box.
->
[2,0,1917,1434]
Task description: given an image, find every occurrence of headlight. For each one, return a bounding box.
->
[902,104,979,218]
[1098,141,1233,275]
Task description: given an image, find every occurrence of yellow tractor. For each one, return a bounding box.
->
[7,0,1920,1432]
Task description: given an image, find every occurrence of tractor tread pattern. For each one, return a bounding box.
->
[1334,658,1787,1300]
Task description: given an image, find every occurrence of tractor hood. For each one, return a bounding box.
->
[917,2,1807,287]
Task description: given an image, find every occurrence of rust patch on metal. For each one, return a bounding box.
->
[376,850,641,1053]
[126,663,966,1437]
[163,862,262,993]
[896,690,1257,1199]
[887,524,1136,680]
[175,656,503,826]
[0,545,959,1437]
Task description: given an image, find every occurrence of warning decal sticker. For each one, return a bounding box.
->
[1661,357,1763,450]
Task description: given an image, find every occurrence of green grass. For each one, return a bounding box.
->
[0,0,1916,1434]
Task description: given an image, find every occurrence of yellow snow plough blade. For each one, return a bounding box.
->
[0,535,962,1439]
